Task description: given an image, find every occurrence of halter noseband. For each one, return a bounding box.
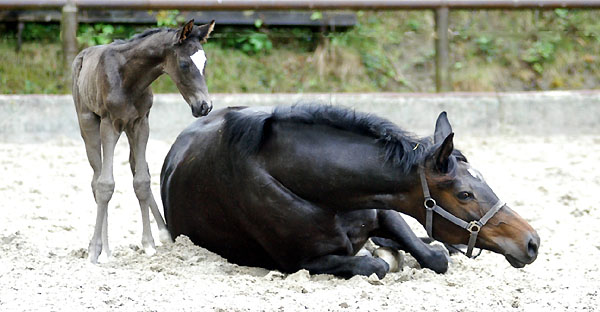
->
[418,162,505,258]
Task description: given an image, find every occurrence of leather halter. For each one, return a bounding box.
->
[418,163,505,258]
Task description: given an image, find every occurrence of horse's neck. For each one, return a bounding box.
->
[259,122,423,213]
[118,33,173,92]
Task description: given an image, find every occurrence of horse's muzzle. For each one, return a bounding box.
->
[505,231,540,268]
[192,100,213,117]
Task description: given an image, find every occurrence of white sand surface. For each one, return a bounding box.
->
[1,135,598,311]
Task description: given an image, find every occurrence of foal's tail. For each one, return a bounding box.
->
[71,50,86,101]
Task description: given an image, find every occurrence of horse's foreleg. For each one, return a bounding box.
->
[372,210,449,273]
[127,133,171,245]
[301,254,390,279]
[126,118,168,255]
[88,118,120,263]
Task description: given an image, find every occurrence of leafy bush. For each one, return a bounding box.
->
[155,10,186,27]
[219,29,273,54]
[21,23,61,42]
[522,40,556,73]
[475,36,495,59]
[76,24,137,47]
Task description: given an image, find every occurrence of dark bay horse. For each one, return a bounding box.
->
[160,105,540,278]
[72,20,215,263]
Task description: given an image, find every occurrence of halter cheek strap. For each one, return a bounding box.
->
[419,164,505,258]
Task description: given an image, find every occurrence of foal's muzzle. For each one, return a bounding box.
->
[192,100,213,117]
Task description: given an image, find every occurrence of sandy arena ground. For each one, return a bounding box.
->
[0,134,599,311]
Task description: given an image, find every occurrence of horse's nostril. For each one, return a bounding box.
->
[527,237,539,257]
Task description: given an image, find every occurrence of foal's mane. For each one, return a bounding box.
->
[224,104,432,173]
[113,28,176,45]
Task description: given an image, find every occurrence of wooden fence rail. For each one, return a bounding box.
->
[2,0,600,91]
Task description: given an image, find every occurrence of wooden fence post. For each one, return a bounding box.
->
[61,0,78,73]
[434,6,451,92]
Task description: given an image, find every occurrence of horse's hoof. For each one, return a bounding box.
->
[426,244,450,273]
[87,243,102,264]
[159,229,173,244]
[371,257,389,279]
[143,245,157,256]
[430,243,451,263]
[373,247,403,273]
[87,253,99,264]
[97,251,112,264]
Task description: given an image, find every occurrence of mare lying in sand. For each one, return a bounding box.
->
[161,105,540,278]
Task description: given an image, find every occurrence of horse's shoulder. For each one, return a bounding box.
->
[104,50,126,67]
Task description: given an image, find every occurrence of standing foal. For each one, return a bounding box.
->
[72,20,215,263]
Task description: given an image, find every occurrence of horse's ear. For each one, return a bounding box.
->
[197,20,215,43]
[434,111,452,144]
[433,132,454,173]
[177,19,195,44]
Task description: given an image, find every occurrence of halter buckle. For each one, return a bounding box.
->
[424,197,436,210]
[467,221,482,233]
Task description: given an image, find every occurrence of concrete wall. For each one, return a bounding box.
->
[0,91,598,142]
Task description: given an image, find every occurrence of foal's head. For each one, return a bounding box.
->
[419,113,540,268]
[164,20,215,117]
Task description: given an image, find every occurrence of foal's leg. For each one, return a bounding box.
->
[76,109,111,263]
[149,192,171,243]
[76,111,102,200]
[126,117,170,255]
[372,210,449,273]
[88,118,121,263]
[135,120,170,244]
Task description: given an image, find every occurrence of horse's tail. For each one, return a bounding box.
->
[71,50,86,102]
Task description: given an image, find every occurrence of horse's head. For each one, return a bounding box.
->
[418,112,540,268]
[165,20,215,117]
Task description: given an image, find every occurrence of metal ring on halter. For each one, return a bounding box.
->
[467,221,482,233]
[424,198,436,210]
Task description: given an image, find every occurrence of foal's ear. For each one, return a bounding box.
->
[197,20,215,43]
[177,19,195,44]
[433,133,454,173]
[434,111,453,144]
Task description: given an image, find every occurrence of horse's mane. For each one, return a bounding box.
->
[113,28,176,45]
[223,104,432,173]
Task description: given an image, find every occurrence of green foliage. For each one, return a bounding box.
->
[310,11,323,21]
[220,29,273,54]
[554,8,569,19]
[22,23,61,42]
[407,19,421,32]
[2,10,600,94]
[522,40,556,73]
[475,36,495,59]
[0,40,66,94]
[155,10,185,27]
[77,24,136,47]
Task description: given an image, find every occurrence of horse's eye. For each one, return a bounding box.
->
[457,192,474,200]
[179,61,190,69]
